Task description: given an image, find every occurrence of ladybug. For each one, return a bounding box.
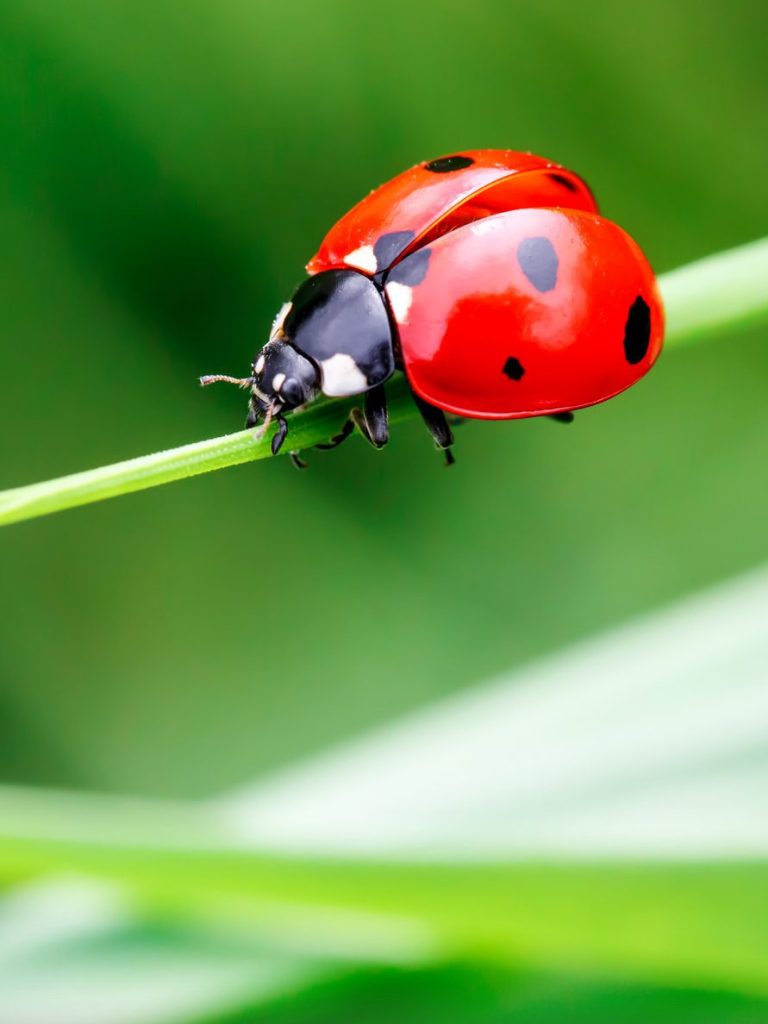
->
[201,150,664,465]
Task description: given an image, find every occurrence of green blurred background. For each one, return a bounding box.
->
[0,1,767,1020]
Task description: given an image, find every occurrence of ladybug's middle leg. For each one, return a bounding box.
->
[351,384,388,449]
[410,390,456,466]
[315,417,355,451]
[315,385,389,453]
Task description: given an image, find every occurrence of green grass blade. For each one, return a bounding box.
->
[0,238,766,528]
[661,236,768,345]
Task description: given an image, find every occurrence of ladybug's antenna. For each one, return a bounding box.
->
[199,374,254,389]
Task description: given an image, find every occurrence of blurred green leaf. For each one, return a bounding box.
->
[0,879,325,1024]
[2,570,768,1001]
[1,835,767,996]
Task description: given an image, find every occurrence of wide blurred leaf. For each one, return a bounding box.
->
[2,568,768,1005]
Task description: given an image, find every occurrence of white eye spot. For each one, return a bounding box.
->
[344,245,378,274]
[254,354,266,374]
[270,302,292,339]
[320,354,368,397]
[272,372,286,392]
[385,281,414,324]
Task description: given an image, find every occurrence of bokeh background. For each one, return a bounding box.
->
[0,1,767,1021]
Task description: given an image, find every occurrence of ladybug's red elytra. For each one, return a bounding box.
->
[201,150,664,464]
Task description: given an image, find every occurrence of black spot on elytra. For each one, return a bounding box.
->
[623,295,652,364]
[373,230,415,272]
[549,172,579,193]
[386,247,431,286]
[503,356,525,381]
[517,236,558,293]
[424,154,474,173]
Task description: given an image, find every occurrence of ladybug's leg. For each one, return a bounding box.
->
[549,412,574,424]
[287,388,389,465]
[351,385,389,449]
[315,417,355,451]
[314,386,389,453]
[271,414,289,455]
[411,391,456,466]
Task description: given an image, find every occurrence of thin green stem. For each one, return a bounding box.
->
[1,238,767,528]
[661,236,768,345]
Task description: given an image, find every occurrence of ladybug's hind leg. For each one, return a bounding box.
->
[410,391,456,466]
[549,411,575,424]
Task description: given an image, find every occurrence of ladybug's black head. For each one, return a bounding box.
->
[247,339,319,425]
[199,338,319,454]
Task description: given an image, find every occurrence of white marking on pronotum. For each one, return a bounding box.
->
[254,354,266,374]
[320,353,368,397]
[385,282,414,324]
[270,302,292,339]
[272,372,286,392]
[344,245,378,274]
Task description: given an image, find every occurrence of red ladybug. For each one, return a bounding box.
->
[201,150,664,464]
